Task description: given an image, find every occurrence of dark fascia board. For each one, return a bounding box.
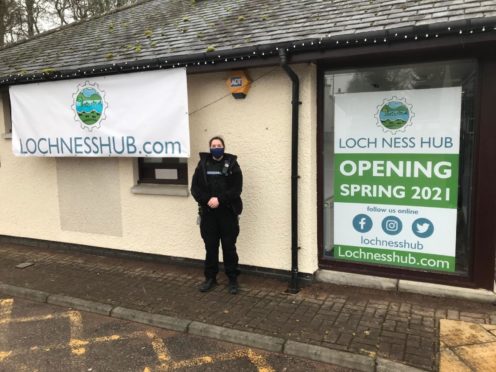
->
[1,16,496,86]
[289,38,496,72]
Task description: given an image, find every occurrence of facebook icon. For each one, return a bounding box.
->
[352,214,373,233]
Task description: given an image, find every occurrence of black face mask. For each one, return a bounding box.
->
[210,147,224,158]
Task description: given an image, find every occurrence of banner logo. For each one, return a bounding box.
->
[375,97,414,134]
[72,82,108,131]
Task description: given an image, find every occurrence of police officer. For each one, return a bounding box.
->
[191,136,243,294]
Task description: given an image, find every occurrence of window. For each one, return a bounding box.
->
[1,89,12,138]
[322,60,477,276]
[137,157,188,185]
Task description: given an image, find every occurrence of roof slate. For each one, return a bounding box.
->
[0,0,495,78]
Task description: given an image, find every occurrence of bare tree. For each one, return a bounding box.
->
[25,0,34,36]
[68,0,89,21]
[0,0,7,46]
[1,0,137,46]
[0,0,23,46]
[9,0,45,40]
[53,0,70,25]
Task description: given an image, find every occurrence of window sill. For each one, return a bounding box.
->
[131,183,189,197]
[3,132,12,139]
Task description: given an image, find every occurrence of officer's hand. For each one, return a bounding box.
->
[208,197,219,208]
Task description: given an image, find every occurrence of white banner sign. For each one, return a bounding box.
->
[10,69,190,157]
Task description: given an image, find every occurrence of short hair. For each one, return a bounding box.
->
[209,136,225,148]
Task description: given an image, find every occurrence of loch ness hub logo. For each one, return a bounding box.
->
[375,96,414,135]
[72,81,108,131]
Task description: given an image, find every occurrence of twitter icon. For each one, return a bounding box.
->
[412,218,434,238]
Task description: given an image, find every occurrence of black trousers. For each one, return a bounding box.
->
[200,207,240,281]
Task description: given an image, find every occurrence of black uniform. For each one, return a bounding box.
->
[191,152,243,281]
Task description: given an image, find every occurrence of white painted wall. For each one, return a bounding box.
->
[0,64,318,274]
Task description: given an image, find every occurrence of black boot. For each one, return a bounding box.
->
[228,279,239,295]
[199,278,217,292]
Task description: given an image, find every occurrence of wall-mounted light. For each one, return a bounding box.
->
[226,70,251,99]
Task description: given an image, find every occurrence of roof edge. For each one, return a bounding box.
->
[2,16,496,86]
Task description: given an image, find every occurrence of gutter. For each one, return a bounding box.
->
[279,48,300,294]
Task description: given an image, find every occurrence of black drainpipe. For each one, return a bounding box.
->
[279,48,300,294]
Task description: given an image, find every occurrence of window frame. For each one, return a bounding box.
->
[321,59,477,276]
[316,52,495,290]
[1,89,12,137]
[137,157,188,185]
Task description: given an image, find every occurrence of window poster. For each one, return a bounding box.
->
[333,87,461,272]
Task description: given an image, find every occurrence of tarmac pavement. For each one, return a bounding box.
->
[0,296,347,372]
[0,242,495,371]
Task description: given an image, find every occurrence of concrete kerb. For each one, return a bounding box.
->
[0,281,429,371]
[189,321,285,353]
[398,280,496,304]
[0,283,49,303]
[316,270,496,304]
[111,306,190,333]
[316,270,398,291]
[284,340,375,372]
[376,357,428,372]
[47,294,114,316]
